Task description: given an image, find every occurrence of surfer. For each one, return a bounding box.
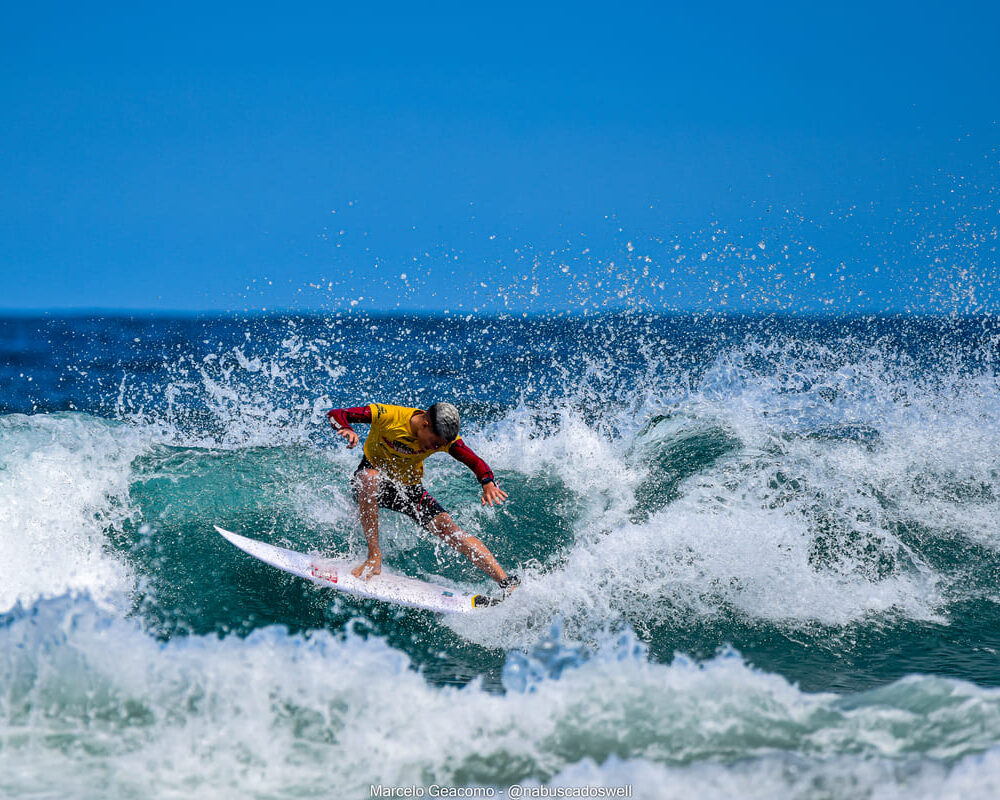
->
[327,402,520,595]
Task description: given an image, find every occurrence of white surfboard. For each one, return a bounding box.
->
[215,526,500,614]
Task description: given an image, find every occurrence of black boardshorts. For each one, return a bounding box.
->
[351,456,447,528]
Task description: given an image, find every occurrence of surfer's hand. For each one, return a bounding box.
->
[482,481,508,507]
[352,551,381,580]
[337,427,359,448]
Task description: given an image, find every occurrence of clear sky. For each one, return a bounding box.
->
[2,1,998,314]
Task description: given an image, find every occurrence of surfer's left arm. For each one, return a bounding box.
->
[326,406,372,449]
[448,439,508,506]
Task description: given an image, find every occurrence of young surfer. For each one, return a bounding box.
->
[327,401,520,595]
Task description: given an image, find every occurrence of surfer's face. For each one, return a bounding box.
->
[415,415,447,450]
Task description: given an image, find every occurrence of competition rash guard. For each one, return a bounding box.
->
[327,403,496,487]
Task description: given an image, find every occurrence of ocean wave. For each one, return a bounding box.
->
[3,317,1000,698]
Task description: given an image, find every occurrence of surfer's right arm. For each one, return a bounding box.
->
[327,406,372,449]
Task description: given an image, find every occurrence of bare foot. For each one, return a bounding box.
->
[351,553,382,580]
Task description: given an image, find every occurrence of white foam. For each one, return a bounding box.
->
[0,413,144,613]
[538,749,1000,800]
[5,599,1000,800]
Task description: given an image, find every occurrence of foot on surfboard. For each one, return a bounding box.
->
[471,574,520,608]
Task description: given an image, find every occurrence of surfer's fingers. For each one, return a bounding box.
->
[483,487,507,506]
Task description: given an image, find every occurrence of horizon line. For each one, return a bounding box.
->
[0,306,996,321]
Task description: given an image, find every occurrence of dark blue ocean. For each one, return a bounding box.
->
[3,312,1000,798]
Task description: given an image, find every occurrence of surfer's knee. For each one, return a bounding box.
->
[432,517,485,554]
[427,512,463,542]
[352,468,379,497]
[427,511,453,531]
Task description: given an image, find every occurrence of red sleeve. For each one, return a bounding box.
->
[448,438,495,485]
[327,406,372,432]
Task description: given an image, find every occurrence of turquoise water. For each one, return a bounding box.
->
[2,313,1000,798]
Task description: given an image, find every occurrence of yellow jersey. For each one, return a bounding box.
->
[362,403,459,485]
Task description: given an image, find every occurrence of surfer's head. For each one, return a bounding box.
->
[425,402,460,445]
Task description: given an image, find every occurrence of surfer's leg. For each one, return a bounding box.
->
[392,484,517,591]
[425,511,511,585]
[350,466,382,579]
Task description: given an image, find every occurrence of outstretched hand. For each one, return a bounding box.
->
[336,427,359,448]
[482,481,508,507]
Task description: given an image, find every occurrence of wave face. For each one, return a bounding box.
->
[2,312,1000,797]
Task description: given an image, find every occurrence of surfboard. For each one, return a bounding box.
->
[214,526,501,614]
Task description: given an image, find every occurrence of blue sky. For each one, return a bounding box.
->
[2,1,998,314]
